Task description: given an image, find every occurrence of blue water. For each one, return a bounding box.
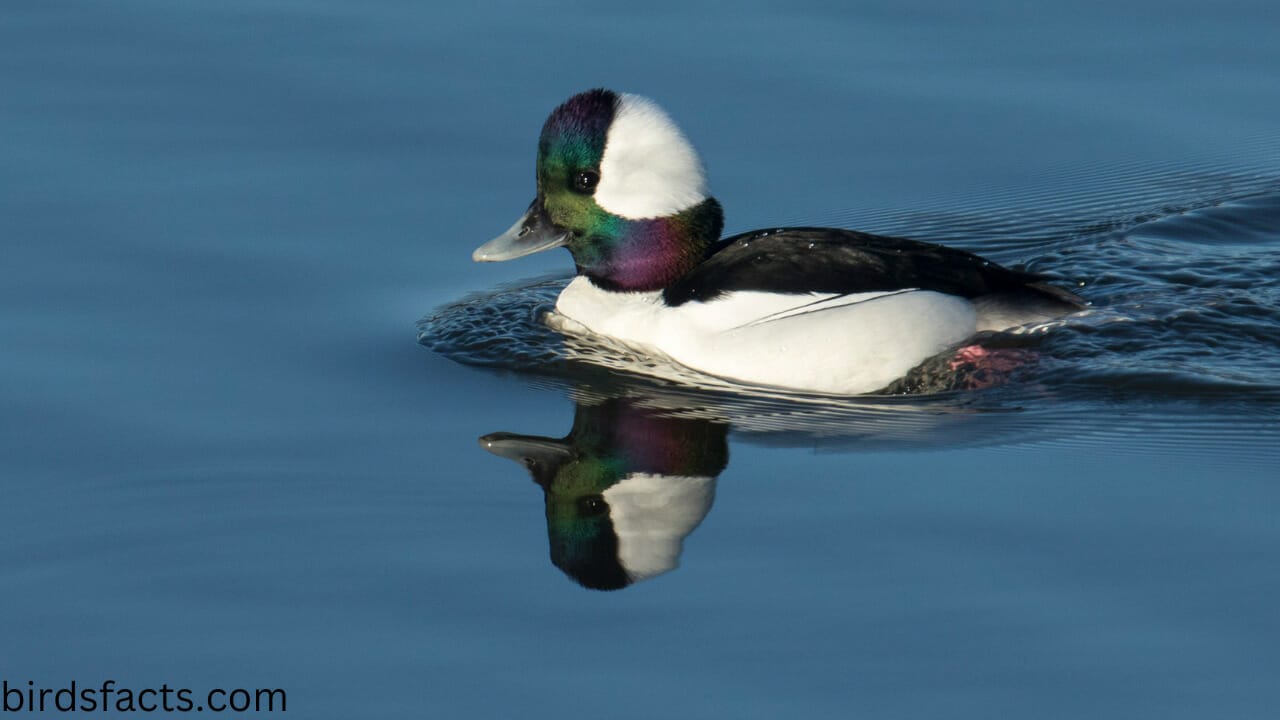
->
[4,2,1279,718]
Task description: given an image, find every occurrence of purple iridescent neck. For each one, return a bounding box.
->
[572,198,724,292]
[570,399,729,478]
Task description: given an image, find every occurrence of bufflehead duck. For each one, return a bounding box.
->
[473,89,1084,394]
[480,398,726,591]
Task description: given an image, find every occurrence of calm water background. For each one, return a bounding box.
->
[4,1,1279,718]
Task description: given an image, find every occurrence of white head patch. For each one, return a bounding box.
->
[602,473,715,581]
[594,93,708,220]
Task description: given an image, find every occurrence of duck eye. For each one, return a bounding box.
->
[572,170,600,194]
[576,494,608,517]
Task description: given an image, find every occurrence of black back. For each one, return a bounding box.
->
[662,227,1081,307]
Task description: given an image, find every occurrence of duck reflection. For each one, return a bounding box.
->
[476,365,1058,590]
[480,398,728,591]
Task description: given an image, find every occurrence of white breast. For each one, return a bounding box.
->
[550,276,978,394]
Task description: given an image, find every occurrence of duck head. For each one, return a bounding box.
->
[473,89,724,292]
[479,398,729,590]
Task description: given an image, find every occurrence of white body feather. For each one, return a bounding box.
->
[551,276,979,395]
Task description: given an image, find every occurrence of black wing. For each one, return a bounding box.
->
[662,227,1083,307]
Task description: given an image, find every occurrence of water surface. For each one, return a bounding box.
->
[3,1,1279,718]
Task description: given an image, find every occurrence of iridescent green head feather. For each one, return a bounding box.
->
[474,89,725,292]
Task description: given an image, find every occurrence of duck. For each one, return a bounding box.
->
[472,88,1085,395]
[479,397,727,591]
